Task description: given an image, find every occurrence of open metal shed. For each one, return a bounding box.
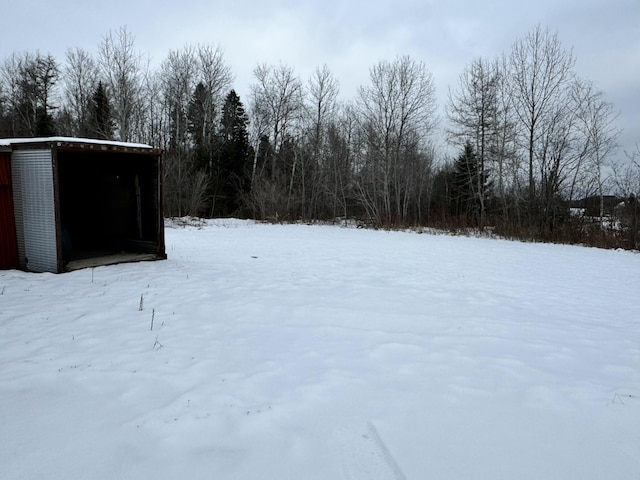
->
[0,137,166,273]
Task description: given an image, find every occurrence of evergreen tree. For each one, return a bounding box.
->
[186,82,218,216]
[34,54,59,136]
[217,90,252,215]
[254,135,274,178]
[88,81,113,139]
[34,105,55,136]
[188,82,217,168]
[451,141,491,222]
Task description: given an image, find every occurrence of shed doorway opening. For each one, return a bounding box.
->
[57,150,163,270]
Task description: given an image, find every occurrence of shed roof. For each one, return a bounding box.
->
[0,137,161,154]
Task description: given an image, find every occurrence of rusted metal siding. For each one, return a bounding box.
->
[11,149,59,273]
[0,152,19,269]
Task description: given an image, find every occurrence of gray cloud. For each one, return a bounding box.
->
[1,0,638,159]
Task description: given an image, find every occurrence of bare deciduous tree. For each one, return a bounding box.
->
[62,48,98,137]
[447,57,501,228]
[509,25,575,206]
[98,26,148,142]
[303,65,340,219]
[247,63,304,219]
[356,55,437,225]
[160,46,198,150]
[613,145,640,248]
[307,65,339,155]
[193,44,233,153]
[250,63,304,167]
[157,44,233,217]
[1,51,59,136]
[571,78,621,217]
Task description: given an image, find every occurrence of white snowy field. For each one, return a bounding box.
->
[1,220,639,480]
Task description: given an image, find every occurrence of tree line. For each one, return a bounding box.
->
[1,25,638,248]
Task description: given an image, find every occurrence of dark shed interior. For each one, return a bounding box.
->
[56,148,164,265]
[0,151,18,270]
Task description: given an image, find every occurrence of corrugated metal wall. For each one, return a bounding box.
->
[11,149,59,273]
[0,152,19,269]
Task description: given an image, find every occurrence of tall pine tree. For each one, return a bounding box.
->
[217,90,252,215]
[88,81,113,140]
[450,141,491,224]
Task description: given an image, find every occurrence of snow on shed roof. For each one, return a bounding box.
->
[0,137,156,150]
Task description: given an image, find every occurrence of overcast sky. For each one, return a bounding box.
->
[2,0,639,160]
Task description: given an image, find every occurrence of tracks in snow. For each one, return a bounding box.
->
[334,422,407,480]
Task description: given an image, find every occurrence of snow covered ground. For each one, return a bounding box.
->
[1,219,639,479]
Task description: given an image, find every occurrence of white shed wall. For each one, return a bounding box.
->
[11,149,58,273]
